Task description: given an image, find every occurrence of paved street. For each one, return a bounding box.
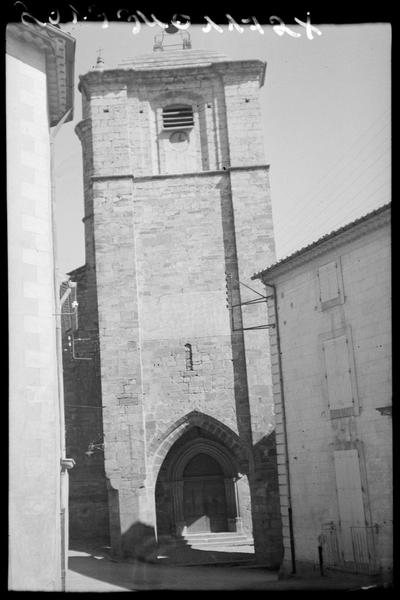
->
[67,548,383,592]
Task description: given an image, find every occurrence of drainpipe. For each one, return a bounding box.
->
[261,280,296,575]
[50,107,75,591]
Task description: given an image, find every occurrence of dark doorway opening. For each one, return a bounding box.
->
[183,453,228,533]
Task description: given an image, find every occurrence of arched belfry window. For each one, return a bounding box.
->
[185,343,193,371]
[162,104,194,130]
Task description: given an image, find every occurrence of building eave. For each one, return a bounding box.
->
[6,23,75,127]
[252,203,391,283]
[67,264,87,277]
[78,57,266,90]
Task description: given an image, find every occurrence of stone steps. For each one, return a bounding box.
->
[182,532,254,548]
[156,532,256,566]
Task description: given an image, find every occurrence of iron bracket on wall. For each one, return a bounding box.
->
[227,278,275,332]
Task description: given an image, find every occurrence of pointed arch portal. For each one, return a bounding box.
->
[155,435,246,537]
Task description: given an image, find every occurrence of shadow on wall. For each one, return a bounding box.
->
[69,522,159,562]
[70,519,256,570]
[121,522,159,562]
[118,522,256,565]
[112,429,282,568]
[68,421,282,568]
[68,539,274,592]
[215,177,283,567]
[251,431,283,563]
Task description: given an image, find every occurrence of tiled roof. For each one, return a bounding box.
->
[118,48,231,70]
[252,203,391,281]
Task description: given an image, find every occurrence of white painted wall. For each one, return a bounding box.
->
[267,217,391,576]
[7,41,62,591]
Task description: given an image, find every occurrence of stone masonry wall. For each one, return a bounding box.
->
[134,173,238,439]
[87,169,281,563]
[62,264,109,544]
[90,175,149,555]
[221,64,267,168]
[73,55,282,564]
[222,65,282,560]
[228,168,282,562]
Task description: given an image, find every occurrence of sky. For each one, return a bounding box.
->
[54,20,391,276]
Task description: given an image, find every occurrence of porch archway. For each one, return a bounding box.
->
[155,435,245,537]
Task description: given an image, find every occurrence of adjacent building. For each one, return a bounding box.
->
[7,23,75,590]
[253,203,392,580]
[62,34,282,565]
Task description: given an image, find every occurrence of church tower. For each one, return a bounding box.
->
[64,31,281,566]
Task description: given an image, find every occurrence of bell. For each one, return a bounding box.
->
[165,23,179,34]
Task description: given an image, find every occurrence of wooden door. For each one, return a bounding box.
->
[182,453,228,533]
[184,479,209,532]
[183,477,228,532]
[334,449,366,562]
[203,477,228,532]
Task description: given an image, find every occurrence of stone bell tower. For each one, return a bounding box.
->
[66,31,282,565]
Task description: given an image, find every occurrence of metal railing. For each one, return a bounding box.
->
[320,523,379,575]
[351,525,379,574]
[321,522,342,567]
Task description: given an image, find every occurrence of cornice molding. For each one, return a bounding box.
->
[89,164,269,183]
[7,23,75,127]
[77,58,266,92]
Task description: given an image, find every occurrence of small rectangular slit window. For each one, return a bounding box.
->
[163,105,194,129]
[185,343,193,371]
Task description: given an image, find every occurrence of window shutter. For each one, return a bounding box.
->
[334,449,366,561]
[162,105,194,129]
[323,335,353,410]
[318,261,340,303]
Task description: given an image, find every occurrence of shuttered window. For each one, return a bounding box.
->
[334,449,366,561]
[318,261,340,304]
[323,335,353,410]
[162,105,194,129]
